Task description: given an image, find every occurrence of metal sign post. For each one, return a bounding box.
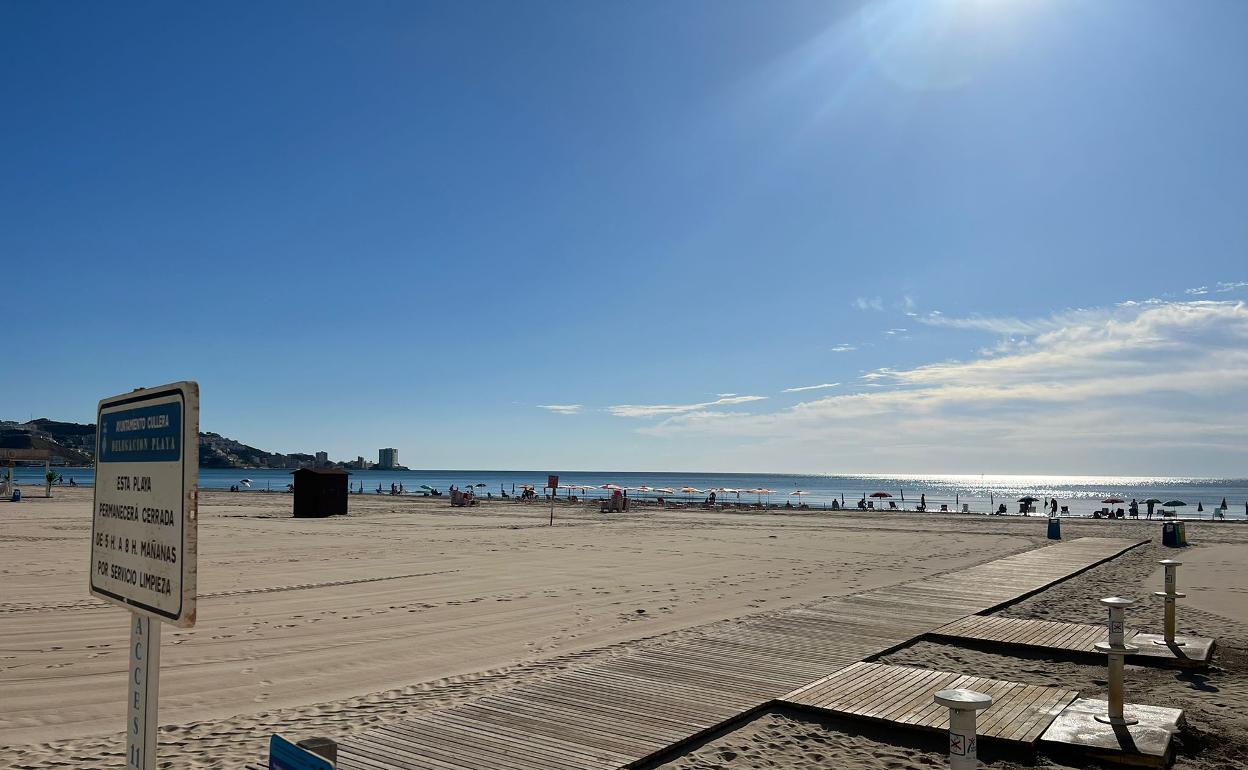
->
[128,614,161,769]
[548,474,559,526]
[90,382,199,770]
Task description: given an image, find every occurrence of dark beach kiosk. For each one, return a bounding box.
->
[291,468,350,517]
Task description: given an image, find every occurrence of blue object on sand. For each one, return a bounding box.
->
[1047,517,1061,540]
[269,734,334,770]
[10,489,19,502]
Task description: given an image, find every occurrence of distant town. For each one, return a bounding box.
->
[0,418,405,470]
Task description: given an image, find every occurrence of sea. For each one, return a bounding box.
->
[12,467,1248,520]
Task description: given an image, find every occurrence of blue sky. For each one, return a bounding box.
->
[3,0,1246,475]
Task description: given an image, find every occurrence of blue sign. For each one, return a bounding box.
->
[99,401,182,463]
[269,735,334,770]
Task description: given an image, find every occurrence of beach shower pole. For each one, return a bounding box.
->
[1094,596,1138,726]
[934,689,992,770]
[1154,560,1186,646]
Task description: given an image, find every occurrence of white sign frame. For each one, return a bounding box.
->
[90,381,199,627]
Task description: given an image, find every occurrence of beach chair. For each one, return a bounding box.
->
[888,501,898,510]
[1060,506,1069,515]
[940,504,949,512]
[962,503,969,513]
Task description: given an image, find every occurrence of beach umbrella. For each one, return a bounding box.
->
[869,491,892,498]
[790,491,806,506]
[1102,497,1124,505]
[1221,497,1228,509]
[655,487,674,494]
[1197,502,1204,512]
[680,487,702,493]
[1163,500,1186,507]
[1018,496,1039,503]
[239,479,251,488]
[1143,498,1163,505]
[420,484,434,491]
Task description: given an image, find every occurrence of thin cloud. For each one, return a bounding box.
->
[608,394,767,418]
[782,382,840,393]
[637,300,1248,474]
[883,328,908,335]
[537,404,582,415]
[853,296,884,311]
[918,312,1061,335]
[1186,286,1209,295]
[1216,281,1248,292]
[830,344,857,353]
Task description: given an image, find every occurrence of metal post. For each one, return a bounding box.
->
[1094,596,1138,726]
[1153,559,1186,646]
[934,689,992,769]
[127,613,161,770]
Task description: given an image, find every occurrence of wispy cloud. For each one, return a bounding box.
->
[608,394,767,418]
[883,328,908,336]
[917,311,1063,335]
[830,344,857,353]
[782,382,840,393]
[1216,281,1248,292]
[1186,286,1209,296]
[537,404,582,415]
[635,301,1248,474]
[853,296,884,311]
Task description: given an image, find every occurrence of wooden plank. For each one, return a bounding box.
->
[335,538,1143,770]
[778,664,1079,745]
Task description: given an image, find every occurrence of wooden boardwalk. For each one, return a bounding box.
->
[782,662,1079,744]
[930,615,1215,667]
[335,537,1144,770]
[931,615,1113,654]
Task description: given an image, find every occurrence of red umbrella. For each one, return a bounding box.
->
[869,492,892,498]
[1102,497,1125,505]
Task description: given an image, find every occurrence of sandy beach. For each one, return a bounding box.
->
[2,488,1245,769]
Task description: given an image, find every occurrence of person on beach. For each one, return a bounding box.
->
[920,493,926,511]
[1051,498,1058,515]
[1147,499,1155,518]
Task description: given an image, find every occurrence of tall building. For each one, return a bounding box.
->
[314,451,329,466]
[378,447,399,469]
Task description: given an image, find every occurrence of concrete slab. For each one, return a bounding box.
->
[1129,633,1215,668]
[1040,697,1183,768]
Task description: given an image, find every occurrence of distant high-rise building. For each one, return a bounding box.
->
[314,451,329,466]
[378,447,399,469]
